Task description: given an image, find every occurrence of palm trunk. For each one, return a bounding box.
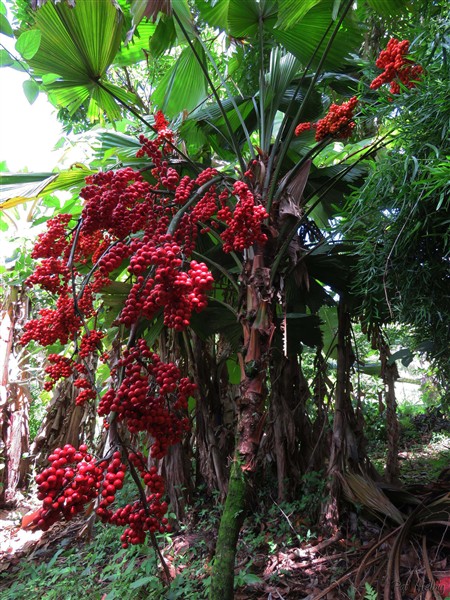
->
[192,335,234,499]
[31,374,96,470]
[324,300,374,528]
[210,251,273,600]
[379,339,400,482]
[269,354,311,501]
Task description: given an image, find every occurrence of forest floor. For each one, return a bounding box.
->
[0,414,449,600]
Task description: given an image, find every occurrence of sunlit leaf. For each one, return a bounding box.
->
[275,0,322,30]
[0,48,14,67]
[366,0,410,17]
[272,0,362,69]
[22,79,40,104]
[113,22,157,67]
[15,29,42,60]
[0,165,95,209]
[196,0,230,30]
[149,14,176,58]
[24,0,127,122]
[0,12,13,37]
[227,0,277,38]
[151,39,208,117]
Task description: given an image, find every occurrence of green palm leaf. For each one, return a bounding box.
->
[151,39,208,117]
[272,0,362,70]
[0,165,95,209]
[25,0,138,121]
[113,22,157,67]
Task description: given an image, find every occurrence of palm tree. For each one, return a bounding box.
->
[2,0,418,597]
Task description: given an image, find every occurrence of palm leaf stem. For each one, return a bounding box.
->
[262,14,335,198]
[172,9,250,173]
[258,3,266,152]
[200,41,255,161]
[266,0,355,212]
[95,80,200,174]
[168,175,227,235]
[192,249,239,294]
[193,225,243,272]
[302,134,391,214]
[268,135,385,286]
[0,209,18,229]
[274,137,329,203]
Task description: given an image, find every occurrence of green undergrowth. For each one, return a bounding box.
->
[0,524,169,600]
[0,473,327,600]
[1,426,448,599]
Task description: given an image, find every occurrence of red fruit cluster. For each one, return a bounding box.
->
[33,444,102,530]
[370,38,423,94]
[31,213,72,260]
[33,444,171,547]
[98,339,193,458]
[295,97,358,142]
[104,452,169,548]
[218,181,268,252]
[95,450,126,517]
[120,237,213,331]
[79,329,104,358]
[80,168,151,239]
[97,241,131,276]
[22,113,274,548]
[294,122,314,137]
[153,110,175,151]
[74,377,97,406]
[21,295,82,347]
[26,257,70,294]
[44,354,75,391]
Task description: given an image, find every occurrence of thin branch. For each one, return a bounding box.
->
[95,80,200,174]
[266,0,355,210]
[172,10,251,172]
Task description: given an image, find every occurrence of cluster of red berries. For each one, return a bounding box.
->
[295,97,359,142]
[74,377,97,406]
[370,38,423,94]
[78,329,104,358]
[44,354,75,391]
[80,168,152,239]
[21,295,82,347]
[97,241,131,276]
[94,450,126,517]
[107,452,169,548]
[33,444,171,546]
[26,257,70,294]
[33,444,102,530]
[23,112,273,547]
[218,180,268,252]
[120,237,213,330]
[31,213,72,260]
[153,110,175,151]
[98,339,194,458]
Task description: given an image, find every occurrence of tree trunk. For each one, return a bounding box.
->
[161,441,193,521]
[209,458,247,600]
[308,350,333,472]
[192,335,235,499]
[31,374,96,470]
[324,300,374,528]
[210,251,273,600]
[379,337,400,482]
[0,286,31,507]
[268,353,311,501]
